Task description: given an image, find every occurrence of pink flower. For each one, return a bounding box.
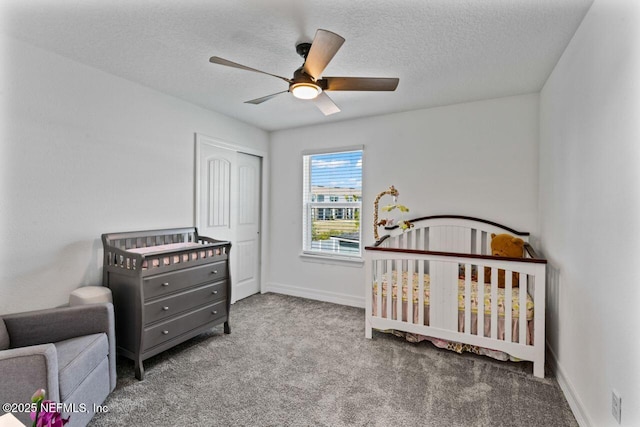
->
[29,391,70,427]
[30,402,69,427]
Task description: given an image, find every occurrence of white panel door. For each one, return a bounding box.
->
[233,153,261,302]
[197,142,261,303]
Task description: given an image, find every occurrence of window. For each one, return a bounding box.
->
[302,148,362,258]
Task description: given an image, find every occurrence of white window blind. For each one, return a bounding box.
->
[302,149,362,258]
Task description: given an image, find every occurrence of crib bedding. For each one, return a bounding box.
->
[371,270,534,358]
[388,330,525,362]
[372,270,534,320]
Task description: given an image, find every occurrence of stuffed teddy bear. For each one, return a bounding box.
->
[484,233,525,288]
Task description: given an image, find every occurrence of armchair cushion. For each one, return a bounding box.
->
[0,318,8,350]
[55,333,108,402]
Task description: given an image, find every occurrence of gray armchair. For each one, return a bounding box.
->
[0,303,116,427]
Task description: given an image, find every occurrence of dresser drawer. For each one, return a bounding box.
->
[143,261,227,299]
[144,281,227,324]
[143,300,227,351]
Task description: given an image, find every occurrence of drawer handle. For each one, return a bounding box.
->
[212,270,218,274]
[161,282,170,287]
[212,290,218,295]
[162,306,169,311]
[162,330,169,335]
[211,310,218,315]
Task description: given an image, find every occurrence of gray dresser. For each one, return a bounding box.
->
[101,227,231,380]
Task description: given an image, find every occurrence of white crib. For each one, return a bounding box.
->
[364,215,547,378]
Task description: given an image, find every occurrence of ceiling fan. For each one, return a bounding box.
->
[209,29,399,116]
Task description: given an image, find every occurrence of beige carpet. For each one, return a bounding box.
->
[90,293,577,426]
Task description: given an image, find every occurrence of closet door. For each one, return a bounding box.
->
[196,140,261,303]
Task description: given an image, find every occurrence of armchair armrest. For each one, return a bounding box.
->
[0,344,60,423]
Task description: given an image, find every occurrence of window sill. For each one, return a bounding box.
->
[299,252,364,267]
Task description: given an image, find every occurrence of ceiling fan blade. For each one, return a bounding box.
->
[245,91,289,105]
[313,92,340,116]
[320,77,399,91]
[303,29,345,80]
[210,56,292,83]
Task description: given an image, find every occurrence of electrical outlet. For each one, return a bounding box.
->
[611,389,622,424]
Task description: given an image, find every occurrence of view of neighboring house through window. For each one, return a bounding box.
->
[302,148,362,257]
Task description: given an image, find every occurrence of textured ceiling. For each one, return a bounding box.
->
[1,0,593,131]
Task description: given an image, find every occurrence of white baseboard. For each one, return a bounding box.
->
[546,342,593,427]
[263,282,365,308]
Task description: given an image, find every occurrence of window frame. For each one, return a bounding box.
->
[301,146,363,262]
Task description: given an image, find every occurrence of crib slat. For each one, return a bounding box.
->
[397,260,403,321]
[464,264,471,335]
[424,227,430,251]
[520,273,527,345]
[386,259,393,320]
[418,260,425,325]
[406,259,414,324]
[376,260,382,319]
[505,272,513,342]
[477,265,484,336]
[491,267,498,339]
[484,232,491,255]
[386,259,393,319]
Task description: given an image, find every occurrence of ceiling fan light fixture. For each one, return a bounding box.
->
[210,29,399,115]
[290,82,322,100]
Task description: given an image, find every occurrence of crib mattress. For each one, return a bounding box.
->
[373,270,534,320]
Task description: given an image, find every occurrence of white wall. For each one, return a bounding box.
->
[0,35,268,314]
[268,94,539,306]
[538,0,640,425]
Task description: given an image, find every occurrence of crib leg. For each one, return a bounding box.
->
[533,360,545,378]
[365,318,373,339]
